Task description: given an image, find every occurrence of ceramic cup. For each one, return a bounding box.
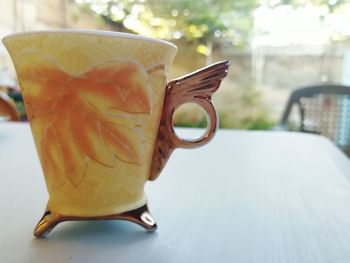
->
[3,30,229,237]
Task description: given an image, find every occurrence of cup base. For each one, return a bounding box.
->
[33,204,157,238]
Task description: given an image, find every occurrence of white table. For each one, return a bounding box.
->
[1,123,350,263]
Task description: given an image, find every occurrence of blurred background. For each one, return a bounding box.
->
[1,0,350,130]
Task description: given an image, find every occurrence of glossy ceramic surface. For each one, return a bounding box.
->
[3,30,229,237]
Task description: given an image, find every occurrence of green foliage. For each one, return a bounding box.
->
[77,0,350,53]
[174,115,208,128]
[241,114,275,130]
[172,103,208,128]
[7,92,26,121]
[173,86,276,130]
[174,110,275,130]
[218,86,275,130]
[218,109,275,130]
[77,0,258,54]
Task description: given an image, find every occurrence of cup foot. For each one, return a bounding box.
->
[33,204,157,238]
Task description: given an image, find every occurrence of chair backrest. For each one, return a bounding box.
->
[0,91,20,121]
[279,85,350,156]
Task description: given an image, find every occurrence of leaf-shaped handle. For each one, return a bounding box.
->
[149,61,230,181]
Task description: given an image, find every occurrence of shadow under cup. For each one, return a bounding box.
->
[3,31,178,217]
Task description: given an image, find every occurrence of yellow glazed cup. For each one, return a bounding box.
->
[3,30,229,237]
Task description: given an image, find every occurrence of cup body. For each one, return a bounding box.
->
[3,30,177,216]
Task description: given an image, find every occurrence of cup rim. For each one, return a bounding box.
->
[2,29,177,50]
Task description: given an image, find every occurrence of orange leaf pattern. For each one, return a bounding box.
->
[18,52,152,189]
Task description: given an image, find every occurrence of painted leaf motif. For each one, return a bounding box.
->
[82,62,152,114]
[41,125,67,190]
[18,51,151,188]
[17,52,71,117]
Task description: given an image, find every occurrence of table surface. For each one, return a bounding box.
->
[1,123,350,263]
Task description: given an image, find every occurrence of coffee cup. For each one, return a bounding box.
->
[3,30,229,237]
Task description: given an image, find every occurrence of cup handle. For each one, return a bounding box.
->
[149,61,230,181]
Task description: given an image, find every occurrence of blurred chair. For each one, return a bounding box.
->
[0,91,20,121]
[278,85,350,156]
